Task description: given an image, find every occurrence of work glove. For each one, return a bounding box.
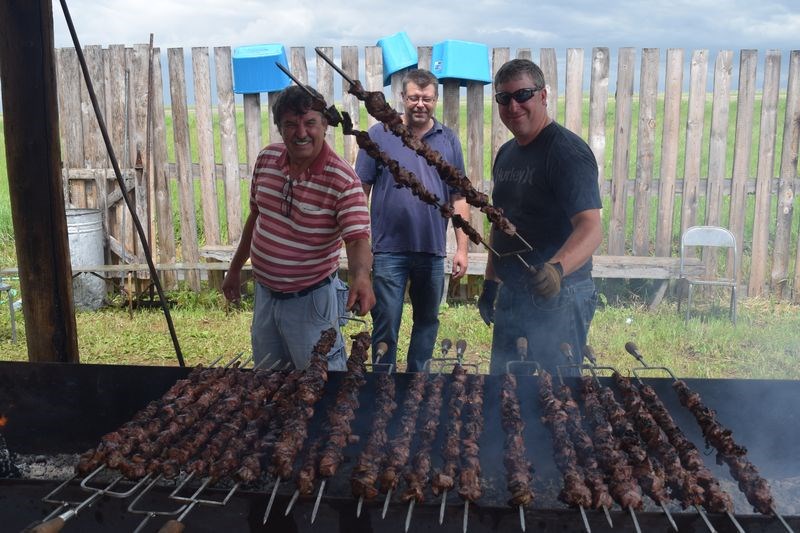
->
[477,279,500,325]
[529,262,563,299]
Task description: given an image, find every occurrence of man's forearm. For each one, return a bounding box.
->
[452,197,470,251]
[345,238,373,280]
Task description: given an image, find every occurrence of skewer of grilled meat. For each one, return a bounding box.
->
[318,332,370,477]
[432,365,467,497]
[538,371,593,508]
[379,372,428,494]
[271,328,335,481]
[613,374,708,509]
[636,379,734,513]
[580,376,644,510]
[351,373,398,501]
[401,374,446,503]
[555,379,615,512]
[343,79,516,236]
[673,379,776,515]
[594,376,673,509]
[458,373,485,503]
[500,373,534,507]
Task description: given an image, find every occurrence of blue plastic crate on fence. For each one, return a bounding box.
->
[232,44,291,94]
[377,31,418,86]
[431,40,492,85]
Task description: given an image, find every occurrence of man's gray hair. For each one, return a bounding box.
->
[402,68,439,96]
[494,59,545,88]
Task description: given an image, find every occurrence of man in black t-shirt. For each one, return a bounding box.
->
[478,59,603,374]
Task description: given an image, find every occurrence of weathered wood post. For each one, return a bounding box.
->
[0,0,79,362]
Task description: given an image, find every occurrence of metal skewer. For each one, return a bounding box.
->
[262,477,280,524]
[661,503,679,531]
[579,505,591,533]
[726,510,746,533]
[404,499,415,532]
[356,495,364,518]
[381,489,392,519]
[772,506,796,533]
[439,489,448,524]
[519,504,526,532]
[315,46,357,86]
[311,479,326,524]
[695,504,717,532]
[629,506,643,533]
[602,505,613,527]
[284,489,299,515]
[462,499,469,533]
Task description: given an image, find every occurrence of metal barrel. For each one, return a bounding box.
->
[66,208,105,310]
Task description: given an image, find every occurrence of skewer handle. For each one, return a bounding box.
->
[455,339,467,357]
[375,341,389,363]
[515,337,528,360]
[23,517,67,533]
[157,520,186,533]
[582,345,598,366]
[624,342,646,364]
[559,342,574,362]
[441,338,453,355]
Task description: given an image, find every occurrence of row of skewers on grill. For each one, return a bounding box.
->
[496,341,794,533]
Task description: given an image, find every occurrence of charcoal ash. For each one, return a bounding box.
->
[0,434,21,478]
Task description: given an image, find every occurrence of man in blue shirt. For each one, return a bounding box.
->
[355,68,470,372]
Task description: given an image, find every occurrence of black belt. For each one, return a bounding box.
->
[268,274,334,300]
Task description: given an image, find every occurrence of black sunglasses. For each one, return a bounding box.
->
[494,87,542,106]
[280,179,294,218]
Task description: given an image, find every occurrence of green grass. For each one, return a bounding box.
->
[0,292,798,380]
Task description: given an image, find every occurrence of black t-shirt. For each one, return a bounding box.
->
[491,121,601,284]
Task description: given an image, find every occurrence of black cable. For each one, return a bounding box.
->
[58,0,185,366]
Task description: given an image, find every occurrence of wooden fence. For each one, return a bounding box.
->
[54,45,800,301]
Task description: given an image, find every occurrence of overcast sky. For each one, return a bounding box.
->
[52,0,798,53]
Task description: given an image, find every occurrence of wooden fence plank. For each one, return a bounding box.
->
[655,49,684,257]
[442,80,459,134]
[79,45,107,209]
[417,46,432,71]
[564,48,584,136]
[749,50,781,297]
[491,48,510,169]
[633,48,659,256]
[539,48,557,122]
[705,50,733,228]
[102,44,125,255]
[703,50,734,279]
[192,46,221,247]
[214,46,242,245]
[56,48,84,180]
[316,47,335,146]
[243,93,262,177]
[589,47,609,197]
[290,47,308,84]
[729,50,758,284]
[167,47,201,290]
[129,44,150,263]
[607,48,635,256]
[775,50,800,300]
[150,48,177,288]
[516,48,531,61]
[341,46,360,164]
[680,49,709,239]
[467,81,485,250]
[364,46,382,129]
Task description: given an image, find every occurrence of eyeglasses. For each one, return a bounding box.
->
[280,179,294,218]
[494,87,543,106]
[404,95,436,104]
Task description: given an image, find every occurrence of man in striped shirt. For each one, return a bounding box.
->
[222,85,375,371]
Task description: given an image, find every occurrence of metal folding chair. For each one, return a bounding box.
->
[678,225,738,324]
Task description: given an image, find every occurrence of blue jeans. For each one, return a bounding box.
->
[251,277,347,371]
[371,252,444,372]
[490,276,598,376]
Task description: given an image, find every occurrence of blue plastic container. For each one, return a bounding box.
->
[232,44,291,94]
[377,31,418,86]
[431,40,492,85]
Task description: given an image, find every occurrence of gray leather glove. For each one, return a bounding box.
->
[477,279,500,325]
[529,262,563,299]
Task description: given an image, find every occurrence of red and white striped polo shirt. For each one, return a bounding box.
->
[249,141,370,293]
